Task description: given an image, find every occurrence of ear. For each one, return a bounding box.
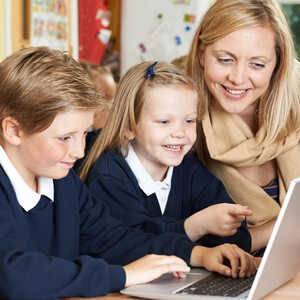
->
[125,129,135,141]
[1,117,23,146]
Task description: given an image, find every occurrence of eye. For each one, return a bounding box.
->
[159,120,169,124]
[250,62,265,69]
[186,118,196,124]
[58,136,71,142]
[217,57,234,64]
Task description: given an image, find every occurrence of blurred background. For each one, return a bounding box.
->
[0,0,299,81]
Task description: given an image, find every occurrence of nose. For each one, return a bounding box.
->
[69,136,85,160]
[171,123,185,138]
[227,63,248,85]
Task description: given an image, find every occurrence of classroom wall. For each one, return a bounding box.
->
[120,0,211,74]
[11,0,27,53]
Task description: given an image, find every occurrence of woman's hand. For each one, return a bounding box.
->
[184,203,252,241]
[124,254,190,287]
[190,244,260,278]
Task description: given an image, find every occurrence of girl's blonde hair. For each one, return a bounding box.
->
[187,0,300,159]
[79,61,199,181]
[0,46,102,137]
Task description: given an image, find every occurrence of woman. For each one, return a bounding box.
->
[187,0,300,253]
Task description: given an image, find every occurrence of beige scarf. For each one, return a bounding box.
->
[202,108,300,226]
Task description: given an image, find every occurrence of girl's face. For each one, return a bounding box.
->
[130,86,198,181]
[8,110,94,190]
[199,25,277,118]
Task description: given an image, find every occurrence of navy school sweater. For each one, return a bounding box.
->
[86,151,251,251]
[0,166,196,300]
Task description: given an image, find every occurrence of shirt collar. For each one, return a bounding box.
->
[125,143,173,196]
[0,145,54,211]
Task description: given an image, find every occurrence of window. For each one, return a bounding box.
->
[280,0,300,59]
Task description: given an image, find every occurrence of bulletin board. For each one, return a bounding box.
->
[79,0,112,65]
[30,0,70,52]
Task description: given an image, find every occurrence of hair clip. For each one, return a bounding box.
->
[144,61,158,79]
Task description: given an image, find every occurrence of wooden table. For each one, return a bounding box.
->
[67,271,300,300]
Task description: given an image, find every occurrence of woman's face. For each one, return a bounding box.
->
[199,25,277,117]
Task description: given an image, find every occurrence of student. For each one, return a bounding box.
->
[79,61,254,253]
[79,61,116,130]
[186,0,300,255]
[0,47,258,300]
[73,62,117,172]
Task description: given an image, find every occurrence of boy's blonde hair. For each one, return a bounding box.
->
[0,46,103,137]
[79,61,199,181]
[187,0,300,152]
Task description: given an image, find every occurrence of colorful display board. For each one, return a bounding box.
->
[31,0,69,51]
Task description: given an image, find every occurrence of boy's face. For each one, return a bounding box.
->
[130,86,198,181]
[9,110,94,190]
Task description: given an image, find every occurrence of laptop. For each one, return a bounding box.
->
[121,177,300,300]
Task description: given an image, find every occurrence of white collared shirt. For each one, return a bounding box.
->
[125,144,173,214]
[0,145,54,212]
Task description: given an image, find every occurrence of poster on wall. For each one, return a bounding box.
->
[31,0,69,51]
[79,0,112,65]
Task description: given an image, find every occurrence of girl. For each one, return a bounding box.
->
[79,61,255,252]
[186,0,300,255]
[0,47,258,299]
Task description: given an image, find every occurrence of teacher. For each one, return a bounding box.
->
[186,0,300,254]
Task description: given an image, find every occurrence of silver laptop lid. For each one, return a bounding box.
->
[248,177,300,300]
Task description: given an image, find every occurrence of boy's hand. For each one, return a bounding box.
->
[190,244,259,278]
[184,203,252,241]
[124,254,190,287]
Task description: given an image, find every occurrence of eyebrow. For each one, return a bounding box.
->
[152,112,198,118]
[56,128,89,136]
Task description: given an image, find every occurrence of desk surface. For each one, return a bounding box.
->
[67,271,300,300]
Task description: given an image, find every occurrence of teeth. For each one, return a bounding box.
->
[164,145,181,150]
[226,88,246,95]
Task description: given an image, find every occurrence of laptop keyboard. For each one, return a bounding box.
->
[176,273,255,297]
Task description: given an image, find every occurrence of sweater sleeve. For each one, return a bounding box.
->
[0,170,196,300]
[190,163,252,252]
[0,184,125,299]
[87,161,186,236]
[78,175,195,265]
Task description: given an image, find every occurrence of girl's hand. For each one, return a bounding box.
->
[190,244,260,278]
[124,254,191,287]
[185,203,252,241]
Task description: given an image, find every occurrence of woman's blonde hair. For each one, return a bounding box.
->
[187,0,300,158]
[79,61,199,181]
[0,46,102,137]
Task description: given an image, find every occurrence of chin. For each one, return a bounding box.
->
[220,104,248,115]
[52,170,70,179]
[167,158,184,167]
